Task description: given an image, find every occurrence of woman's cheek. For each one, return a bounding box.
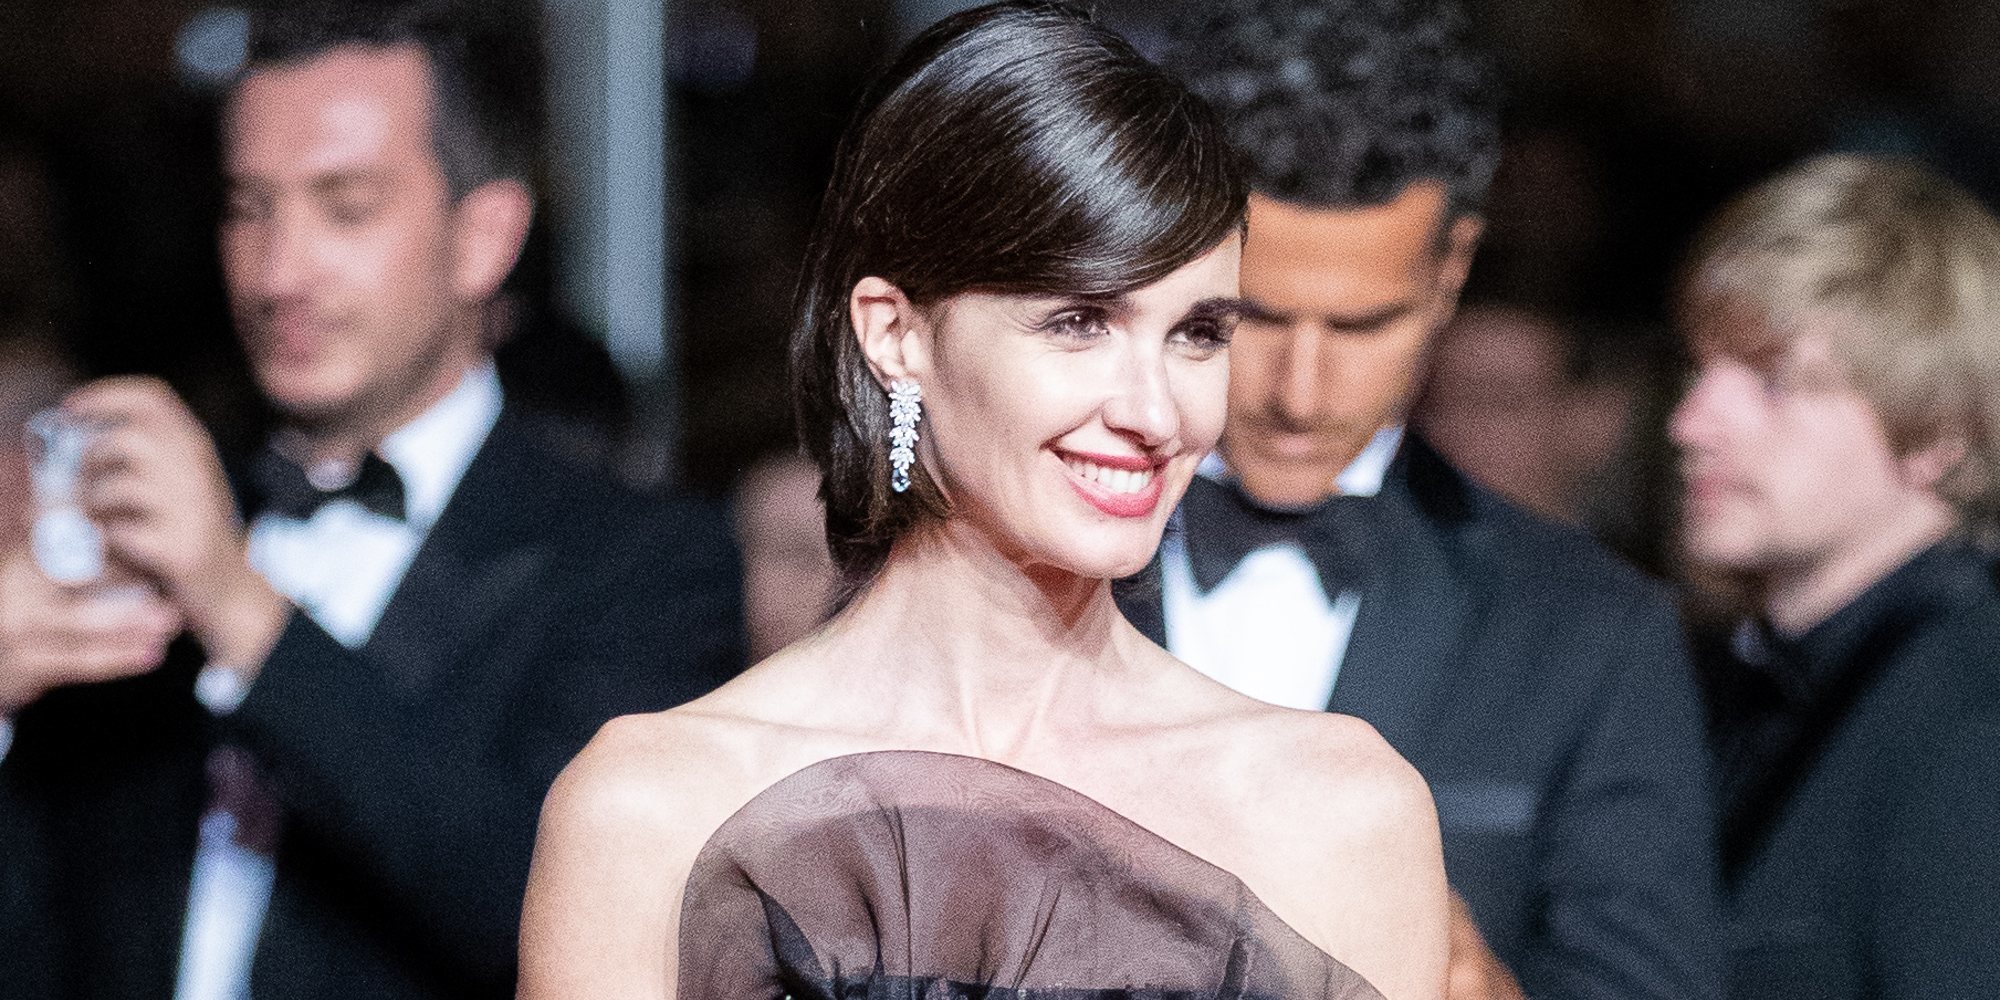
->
[1178,362,1232,452]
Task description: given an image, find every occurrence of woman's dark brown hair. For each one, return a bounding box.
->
[790,0,1247,581]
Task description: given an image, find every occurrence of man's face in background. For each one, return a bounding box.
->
[1670,318,1928,582]
[1223,183,1480,507]
[219,43,479,435]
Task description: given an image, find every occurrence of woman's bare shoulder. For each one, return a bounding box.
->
[1212,705,1447,999]
[1297,709,1428,807]
[1136,649,1438,853]
[520,669,882,999]
[518,708,753,1000]
[1311,721,1440,900]
[542,653,885,858]
[1212,700,1433,832]
[547,663,846,826]
[535,707,760,876]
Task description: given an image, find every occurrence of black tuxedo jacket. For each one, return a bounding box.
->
[1120,435,1723,1000]
[1708,544,2000,1000]
[0,406,745,1000]
[1,760,55,999]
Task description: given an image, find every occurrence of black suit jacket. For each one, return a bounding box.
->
[1709,544,2000,999]
[1121,435,1723,1000]
[1,751,55,999]
[0,406,745,1000]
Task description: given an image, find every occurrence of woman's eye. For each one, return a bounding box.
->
[1176,322,1224,350]
[1040,308,1111,341]
[1173,317,1236,351]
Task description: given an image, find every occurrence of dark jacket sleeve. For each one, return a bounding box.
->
[227,498,744,990]
[1516,592,1727,1000]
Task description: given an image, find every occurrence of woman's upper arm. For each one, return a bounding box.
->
[518,717,703,1000]
[1299,722,1450,1000]
[1352,758,1449,1000]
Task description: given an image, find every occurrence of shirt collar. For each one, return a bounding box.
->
[1334,426,1404,497]
[1196,425,1405,499]
[375,363,503,530]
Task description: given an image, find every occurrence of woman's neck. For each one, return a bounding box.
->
[820,524,1138,758]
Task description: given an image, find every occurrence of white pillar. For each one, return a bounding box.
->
[542,0,678,472]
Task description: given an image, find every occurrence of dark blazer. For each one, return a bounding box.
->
[1,753,55,1000]
[1709,544,2000,1000]
[0,406,745,1000]
[1121,434,1723,1000]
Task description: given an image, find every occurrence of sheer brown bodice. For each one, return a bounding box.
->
[677,751,1385,999]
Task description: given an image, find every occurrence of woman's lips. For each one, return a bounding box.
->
[1058,451,1167,518]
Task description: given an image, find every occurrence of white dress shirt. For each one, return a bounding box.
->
[1161,426,1403,712]
[174,364,502,1000]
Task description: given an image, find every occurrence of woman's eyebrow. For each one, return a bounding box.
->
[1180,296,1250,321]
[1043,294,1247,323]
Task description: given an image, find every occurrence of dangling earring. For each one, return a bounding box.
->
[888,379,922,493]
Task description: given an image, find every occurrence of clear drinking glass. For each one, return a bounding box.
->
[25,408,111,585]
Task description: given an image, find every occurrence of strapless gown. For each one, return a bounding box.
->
[677,750,1385,999]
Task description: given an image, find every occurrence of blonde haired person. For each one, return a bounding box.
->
[1672,153,2000,1000]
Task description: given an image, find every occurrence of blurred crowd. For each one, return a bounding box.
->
[3,1,1998,1000]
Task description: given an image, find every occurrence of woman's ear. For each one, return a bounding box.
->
[851,276,932,387]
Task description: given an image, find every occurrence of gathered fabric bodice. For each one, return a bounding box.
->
[676,750,1385,999]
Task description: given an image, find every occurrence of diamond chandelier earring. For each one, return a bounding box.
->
[887,379,922,493]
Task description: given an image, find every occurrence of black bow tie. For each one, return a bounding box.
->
[249,447,408,522]
[1179,474,1372,596]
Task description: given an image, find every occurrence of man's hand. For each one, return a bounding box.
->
[1448,891,1528,1000]
[64,377,289,673]
[0,550,183,712]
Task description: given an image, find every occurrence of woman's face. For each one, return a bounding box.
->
[913,236,1243,580]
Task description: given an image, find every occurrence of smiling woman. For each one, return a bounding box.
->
[517,4,1449,999]
[789,0,1247,582]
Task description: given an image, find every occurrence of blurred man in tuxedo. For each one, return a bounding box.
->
[1123,2,1722,998]
[0,5,744,999]
[1675,154,2000,999]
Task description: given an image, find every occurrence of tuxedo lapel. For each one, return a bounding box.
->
[1327,438,1482,757]
[361,410,553,698]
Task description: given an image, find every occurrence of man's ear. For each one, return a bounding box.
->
[1440,215,1488,300]
[850,276,933,387]
[451,178,534,303]
[1901,434,1968,493]
[1432,213,1486,327]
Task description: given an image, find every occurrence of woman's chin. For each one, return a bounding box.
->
[976,509,1168,583]
[1046,534,1165,582]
